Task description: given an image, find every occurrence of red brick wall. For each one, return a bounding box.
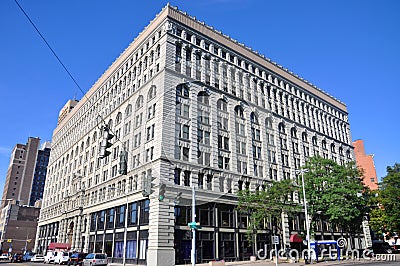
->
[353,139,378,190]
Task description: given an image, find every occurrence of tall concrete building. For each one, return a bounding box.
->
[36,5,355,265]
[353,139,378,190]
[0,138,50,253]
[2,137,50,208]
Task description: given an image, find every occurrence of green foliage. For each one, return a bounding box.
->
[369,163,400,234]
[303,156,366,234]
[237,156,368,242]
[237,179,301,242]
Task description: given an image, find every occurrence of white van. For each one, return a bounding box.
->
[44,251,55,264]
[54,251,72,265]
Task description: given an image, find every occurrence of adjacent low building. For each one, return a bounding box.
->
[35,4,356,265]
[0,201,40,253]
[353,139,379,191]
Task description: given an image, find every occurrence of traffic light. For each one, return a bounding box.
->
[142,175,156,197]
[174,192,182,205]
[98,126,114,158]
[119,151,128,175]
[158,183,166,201]
[188,221,201,230]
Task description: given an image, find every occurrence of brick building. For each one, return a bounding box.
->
[353,139,379,190]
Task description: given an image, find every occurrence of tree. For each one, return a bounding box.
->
[370,163,400,235]
[302,156,367,236]
[237,179,300,242]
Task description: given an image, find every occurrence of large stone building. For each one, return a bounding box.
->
[35,5,355,265]
[353,139,378,190]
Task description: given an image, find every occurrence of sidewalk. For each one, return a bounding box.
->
[108,254,400,266]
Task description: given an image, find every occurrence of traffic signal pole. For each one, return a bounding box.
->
[191,186,196,266]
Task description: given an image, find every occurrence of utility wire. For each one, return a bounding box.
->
[14,0,85,97]
[15,0,189,157]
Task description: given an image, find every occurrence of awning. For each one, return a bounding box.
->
[48,243,71,250]
[290,234,303,243]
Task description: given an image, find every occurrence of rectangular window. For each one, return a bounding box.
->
[182,147,189,161]
[129,203,137,225]
[182,125,190,139]
[183,104,190,117]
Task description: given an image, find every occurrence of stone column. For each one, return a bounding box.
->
[147,197,175,266]
[83,214,91,253]
[181,45,187,75]
[201,54,206,83]
[191,50,197,79]
[75,214,83,252]
[281,212,290,248]
[72,216,78,251]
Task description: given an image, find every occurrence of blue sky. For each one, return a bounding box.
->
[0,0,399,193]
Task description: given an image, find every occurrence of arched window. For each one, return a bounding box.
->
[150,51,154,65]
[234,106,244,118]
[302,132,308,142]
[125,104,132,117]
[116,112,122,125]
[108,119,113,130]
[86,137,90,147]
[156,44,161,58]
[198,91,209,105]
[339,147,343,156]
[331,143,336,153]
[322,140,327,149]
[176,84,189,97]
[265,117,273,129]
[148,85,156,101]
[346,149,351,159]
[217,99,227,111]
[312,136,317,146]
[132,67,137,80]
[291,127,297,138]
[93,131,97,142]
[135,95,144,109]
[278,122,285,134]
[250,112,259,125]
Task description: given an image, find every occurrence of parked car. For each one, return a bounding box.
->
[372,241,395,254]
[11,253,23,263]
[82,253,108,266]
[54,252,73,265]
[0,253,9,260]
[23,252,35,262]
[31,254,45,263]
[44,251,55,263]
[67,253,87,266]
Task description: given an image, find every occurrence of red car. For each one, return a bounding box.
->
[11,253,23,263]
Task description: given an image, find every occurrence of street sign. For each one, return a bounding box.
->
[272,235,279,245]
[362,220,373,248]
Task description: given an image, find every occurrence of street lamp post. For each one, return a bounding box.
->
[24,231,29,253]
[296,169,311,264]
[108,187,128,266]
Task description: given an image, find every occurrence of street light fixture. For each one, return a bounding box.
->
[295,168,311,264]
[108,187,128,266]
